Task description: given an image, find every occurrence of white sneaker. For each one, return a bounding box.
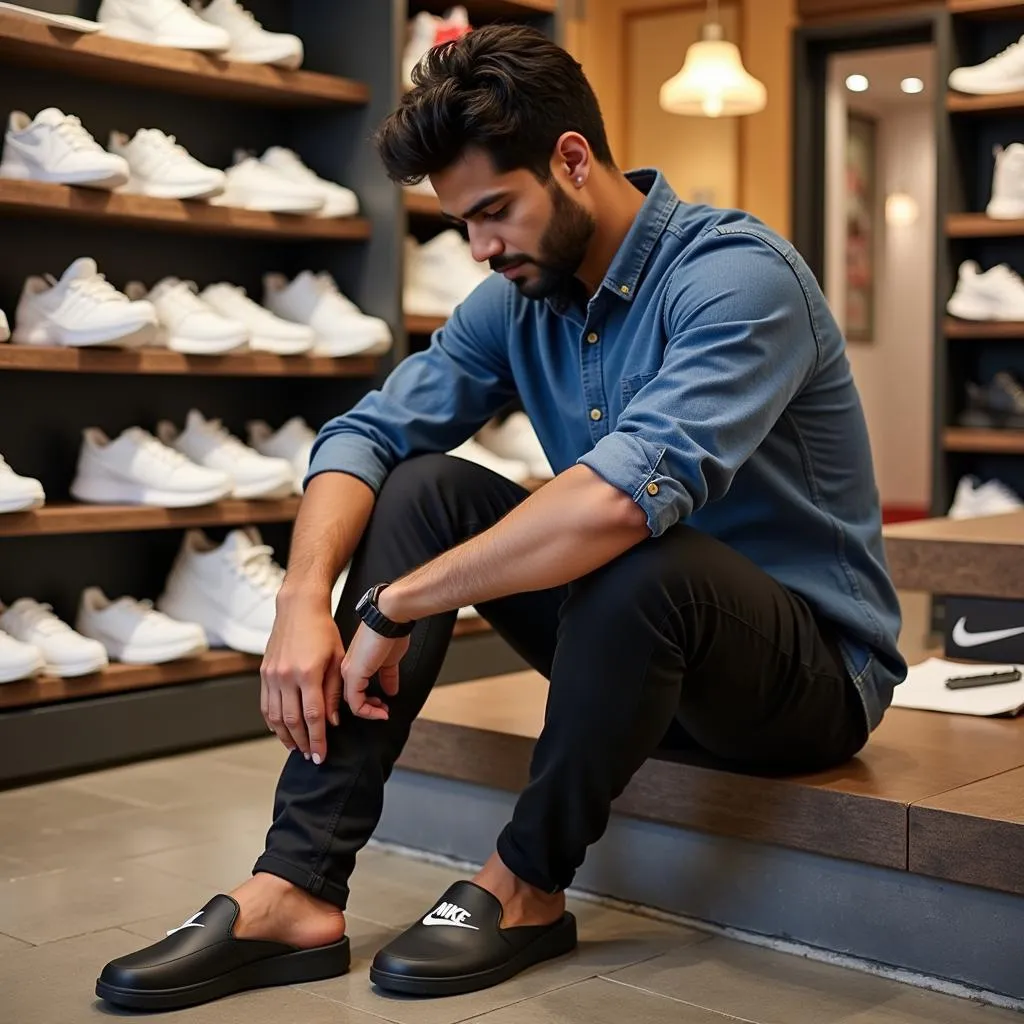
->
[0,454,44,513]
[199,282,314,355]
[76,587,208,664]
[13,257,157,348]
[109,128,225,200]
[987,143,1024,220]
[157,527,282,654]
[259,147,358,218]
[948,475,1024,519]
[457,605,480,620]
[405,231,489,317]
[70,426,233,507]
[211,150,324,214]
[263,271,392,357]
[97,0,230,50]
[193,0,302,67]
[949,35,1024,95]
[476,413,553,480]
[0,629,44,684]
[0,108,129,189]
[157,409,294,500]
[447,438,531,484]
[403,7,469,89]
[127,277,248,354]
[947,260,1024,321]
[247,416,315,494]
[0,2,101,32]
[0,308,8,343]
[0,598,108,678]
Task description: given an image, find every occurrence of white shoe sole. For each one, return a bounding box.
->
[13,317,156,348]
[312,333,393,357]
[121,177,226,201]
[89,632,208,665]
[0,161,128,190]
[166,333,248,355]
[43,651,108,678]
[247,334,316,355]
[0,492,44,513]
[230,472,294,500]
[158,590,270,655]
[99,20,229,51]
[0,651,44,683]
[987,196,1024,219]
[213,191,324,214]
[947,293,997,321]
[70,475,231,508]
[948,73,1024,95]
[225,42,303,68]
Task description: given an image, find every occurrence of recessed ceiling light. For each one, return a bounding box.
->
[901,77,925,95]
[845,74,869,93]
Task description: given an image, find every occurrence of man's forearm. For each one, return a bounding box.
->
[278,472,376,605]
[379,465,649,623]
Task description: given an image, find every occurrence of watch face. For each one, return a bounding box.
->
[355,589,371,614]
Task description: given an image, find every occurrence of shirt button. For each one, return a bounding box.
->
[646,482,660,496]
[590,408,603,422]
[586,331,599,344]
[619,284,630,294]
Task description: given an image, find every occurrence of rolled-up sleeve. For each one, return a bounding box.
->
[305,275,517,492]
[578,230,821,536]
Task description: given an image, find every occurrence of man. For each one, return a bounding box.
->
[96,25,905,1011]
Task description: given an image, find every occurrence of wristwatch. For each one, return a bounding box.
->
[355,583,416,638]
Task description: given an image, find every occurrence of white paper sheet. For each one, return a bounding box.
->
[890,658,1024,717]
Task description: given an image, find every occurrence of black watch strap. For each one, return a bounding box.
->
[355,583,416,638]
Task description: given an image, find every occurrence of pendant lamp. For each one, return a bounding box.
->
[659,0,767,118]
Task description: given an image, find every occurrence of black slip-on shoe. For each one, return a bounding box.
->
[95,894,350,1011]
[370,880,577,997]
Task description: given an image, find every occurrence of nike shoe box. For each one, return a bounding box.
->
[944,595,1024,663]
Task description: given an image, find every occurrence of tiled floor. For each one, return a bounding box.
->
[1,735,1021,1024]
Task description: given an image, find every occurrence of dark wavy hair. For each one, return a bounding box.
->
[374,24,615,184]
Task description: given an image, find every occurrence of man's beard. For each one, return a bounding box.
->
[490,181,595,300]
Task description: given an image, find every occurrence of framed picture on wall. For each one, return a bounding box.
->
[845,111,877,342]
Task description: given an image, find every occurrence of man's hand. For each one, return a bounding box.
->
[260,594,344,765]
[340,623,410,720]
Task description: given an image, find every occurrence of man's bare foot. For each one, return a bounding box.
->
[229,872,346,948]
[472,852,565,929]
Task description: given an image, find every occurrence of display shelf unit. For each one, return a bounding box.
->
[948,0,1024,18]
[946,91,1024,113]
[943,427,1024,452]
[404,192,445,219]
[944,318,1024,338]
[405,313,448,335]
[946,212,1024,237]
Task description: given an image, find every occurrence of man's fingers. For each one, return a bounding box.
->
[265,686,295,751]
[303,687,327,765]
[323,655,344,728]
[378,663,400,697]
[356,701,390,721]
[280,678,310,756]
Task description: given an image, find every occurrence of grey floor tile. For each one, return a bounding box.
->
[465,977,739,1023]
[129,832,266,894]
[203,737,289,776]
[0,860,211,945]
[0,781,138,836]
[0,931,32,955]
[838,986,1024,1024]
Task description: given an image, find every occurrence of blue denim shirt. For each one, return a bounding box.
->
[308,169,907,731]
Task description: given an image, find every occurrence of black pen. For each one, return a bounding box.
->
[944,668,1023,690]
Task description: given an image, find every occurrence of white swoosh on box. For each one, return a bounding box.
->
[951,617,1024,649]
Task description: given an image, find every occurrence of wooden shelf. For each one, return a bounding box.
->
[945,318,1024,338]
[0,178,371,242]
[0,498,300,538]
[406,313,448,335]
[949,0,1024,16]
[405,192,444,218]
[0,10,368,107]
[0,649,261,711]
[947,91,1024,113]
[944,427,1024,453]
[946,212,1024,237]
[0,343,381,378]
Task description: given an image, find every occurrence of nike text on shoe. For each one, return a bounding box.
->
[0,628,45,684]
[946,261,1024,323]
[263,271,392,356]
[109,128,225,200]
[70,426,233,508]
[127,278,248,354]
[96,895,350,1011]
[0,598,108,678]
[157,409,294,499]
[199,283,314,355]
[97,0,231,50]
[13,257,157,348]
[259,147,358,218]
[210,150,325,214]
[193,0,303,67]
[0,454,44,513]
[156,527,283,654]
[76,587,208,664]
[246,416,316,494]
[0,108,129,189]
[949,35,1024,95]
[370,881,576,997]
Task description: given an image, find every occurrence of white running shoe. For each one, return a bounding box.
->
[259,147,358,218]
[0,454,44,513]
[97,0,230,50]
[210,150,324,214]
[13,257,157,348]
[947,260,1024,322]
[948,475,1024,519]
[405,231,489,317]
[70,426,232,507]
[193,0,302,67]
[0,108,129,189]
[157,527,283,654]
[987,143,1024,220]
[402,7,469,89]
[476,413,553,480]
[0,628,44,684]
[199,283,314,355]
[0,598,108,678]
[126,278,248,354]
[0,308,8,343]
[246,416,315,494]
[949,35,1024,95]
[263,271,392,357]
[447,438,531,484]
[157,409,294,500]
[109,128,225,201]
[76,587,208,664]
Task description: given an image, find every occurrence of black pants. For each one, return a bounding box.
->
[254,455,869,905]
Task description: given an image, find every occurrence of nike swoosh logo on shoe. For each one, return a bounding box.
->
[952,617,1024,648]
[421,913,479,930]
